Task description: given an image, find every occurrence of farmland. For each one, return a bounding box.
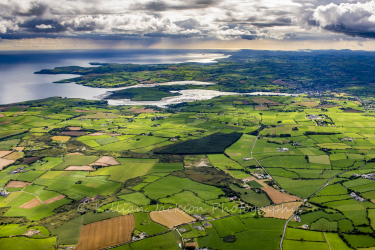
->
[4,51,375,249]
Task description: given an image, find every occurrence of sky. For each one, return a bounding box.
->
[1,0,375,50]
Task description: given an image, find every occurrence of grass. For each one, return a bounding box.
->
[283,240,329,250]
[310,218,338,232]
[119,192,150,206]
[248,180,263,188]
[143,175,224,200]
[324,199,375,226]
[0,237,56,250]
[147,162,183,174]
[285,228,325,241]
[343,234,375,248]
[30,157,63,171]
[133,212,168,235]
[316,184,348,196]
[53,155,98,170]
[211,216,248,237]
[310,195,350,204]
[105,87,180,101]
[159,191,213,214]
[199,218,284,250]
[207,154,243,171]
[96,136,119,145]
[155,132,242,154]
[325,233,351,250]
[272,176,327,198]
[308,155,331,164]
[338,219,354,233]
[0,139,20,150]
[34,171,121,201]
[0,224,28,237]
[89,158,157,182]
[129,231,179,250]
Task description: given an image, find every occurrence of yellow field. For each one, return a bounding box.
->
[51,136,71,142]
[3,152,24,160]
[150,208,195,228]
[261,202,303,219]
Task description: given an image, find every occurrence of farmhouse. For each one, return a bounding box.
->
[0,188,9,197]
[228,196,237,201]
[342,137,354,142]
[277,148,289,152]
[193,225,205,231]
[361,173,375,179]
[350,192,366,201]
[8,166,25,174]
[295,215,301,222]
[193,214,205,221]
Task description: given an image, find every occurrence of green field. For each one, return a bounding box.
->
[2,65,375,250]
[89,158,157,182]
[211,216,248,237]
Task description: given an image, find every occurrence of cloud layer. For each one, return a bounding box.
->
[313,0,375,38]
[0,0,374,41]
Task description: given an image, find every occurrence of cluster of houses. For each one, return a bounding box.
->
[242,157,253,161]
[228,196,238,201]
[132,232,148,241]
[342,137,355,142]
[8,166,29,174]
[291,142,302,146]
[151,116,165,121]
[79,194,103,204]
[140,133,152,136]
[193,224,205,231]
[295,215,301,222]
[353,173,375,180]
[306,114,323,120]
[350,192,366,202]
[277,148,289,152]
[249,173,272,180]
[193,214,206,221]
[0,188,9,197]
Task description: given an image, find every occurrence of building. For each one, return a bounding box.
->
[277,148,289,152]
[295,215,301,222]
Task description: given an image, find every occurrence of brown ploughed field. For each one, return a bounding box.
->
[65,166,95,171]
[19,198,43,209]
[44,195,66,204]
[75,214,135,250]
[6,181,30,188]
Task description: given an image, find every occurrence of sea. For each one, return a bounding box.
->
[0,49,230,105]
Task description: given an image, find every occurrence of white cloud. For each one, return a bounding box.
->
[35,24,52,29]
[313,0,375,37]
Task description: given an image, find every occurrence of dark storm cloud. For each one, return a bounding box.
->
[18,18,68,33]
[138,0,222,12]
[144,1,168,12]
[14,2,48,17]
[174,18,201,30]
[324,24,375,39]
